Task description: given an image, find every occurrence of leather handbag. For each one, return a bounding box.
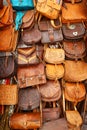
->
[0,0,13,28]
[0,0,3,8]
[17,63,46,88]
[21,24,41,45]
[64,60,87,82]
[9,112,41,129]
[17,45,43,66]
[39,80,61,102]
[10,0,34,11]
[63,0,82,3]
[63,41,86,60]
[62,23,86,40]
[18,87,40,111]
[44,44,65,64]
[38,19,63,43]
[0,26,18,52]
[0,52,16,79]
[46,63,64,80]
[36,0,62,19]
[64,82,86,103]
[0,84,18,105]
[62,0,87,23]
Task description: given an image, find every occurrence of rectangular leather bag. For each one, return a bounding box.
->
[9,112,41,129]
[0,84,18,105]
[17,45,43,66]
[62,0,87,23]
[17,63,46,88]
[38,19,63,43]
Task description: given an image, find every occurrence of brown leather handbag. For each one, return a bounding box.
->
[0,0,3,8]
[62,0,87,23]
[17,45,43,66]
[0,52,16,79]
[17,63,46,88]
[38,19,63,43]
[18,87,40,111]
[39,80,61,102]
[64,60,87,82]
[63,41,86,60]
[62,23,86,40]
[9,112,41,129]
[0,84,18,105]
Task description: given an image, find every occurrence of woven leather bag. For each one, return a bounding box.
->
[0,0,13,28]
[0,84,18,105]
[62,23,86,40]
[17,63,46,88]
[0,0,3,8]
[63,41,86,60]
[64,60,87,82]
[18,87,40,111]
[0,26,18,52]
[39,80,61,101]
[64,82,86,103]
[46,64,64,80]
[38,18,63,43]
[17,45,43,66]
[62,0,87,23]
[0,53,16,79]
[36,0,62,19]
[44,46,65,64]
[9,112,41,129]
[63,0,82,3]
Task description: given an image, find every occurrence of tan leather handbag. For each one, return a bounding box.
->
[36,0,62,19]
[46,63,64,80]
[64,60,87,82]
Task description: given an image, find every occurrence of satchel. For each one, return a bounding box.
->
[64,60,87,82]
[18,87,40,111]
[17,45,43,66]
[10,0,34,11]
[62,0,87,23]
[9,112,41,129]
[0,52,16,79]
[36,0,62,19]
[17,63,46,88]
[63,41,86,60]
[38,19,63,43]
[0,0,3,8]
[46,64,64,80]
[62,23,86,40]
[39,80,61,102]
[0,84,18,105]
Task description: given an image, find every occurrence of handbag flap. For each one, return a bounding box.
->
[47,0,62,10]
[18,87,40,110]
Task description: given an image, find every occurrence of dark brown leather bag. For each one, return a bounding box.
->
[18,87,40,111]
[0,52,16,79]
[17,63,46,88]
[38,19,63,43]
[63,41,86,60]
[0,0,3,8]
[62,23,86,40]
[9,112,41,129]
[17,45,43,66]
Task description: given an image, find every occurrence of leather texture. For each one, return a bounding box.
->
[62,23,86,40]
[62,0,87,23]
[39,80,61,101]
[38,19,63,43]
[17,45,43,65]
[18,87,40,111]
[64,60,87,82]
[63,41,86,59]
[0,0,3,8]
[36,0,62,19]
[10,0,34,11]
[63,0,82,3]
[9,112,41,129]
[0,84,18,105]
[17,63,46,88]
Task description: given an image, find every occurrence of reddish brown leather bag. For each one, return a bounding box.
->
[63,41,86,60]
[17,63,46,88]
[0,0,3,8]
[18,87,40,111]
[9,112,41,129]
